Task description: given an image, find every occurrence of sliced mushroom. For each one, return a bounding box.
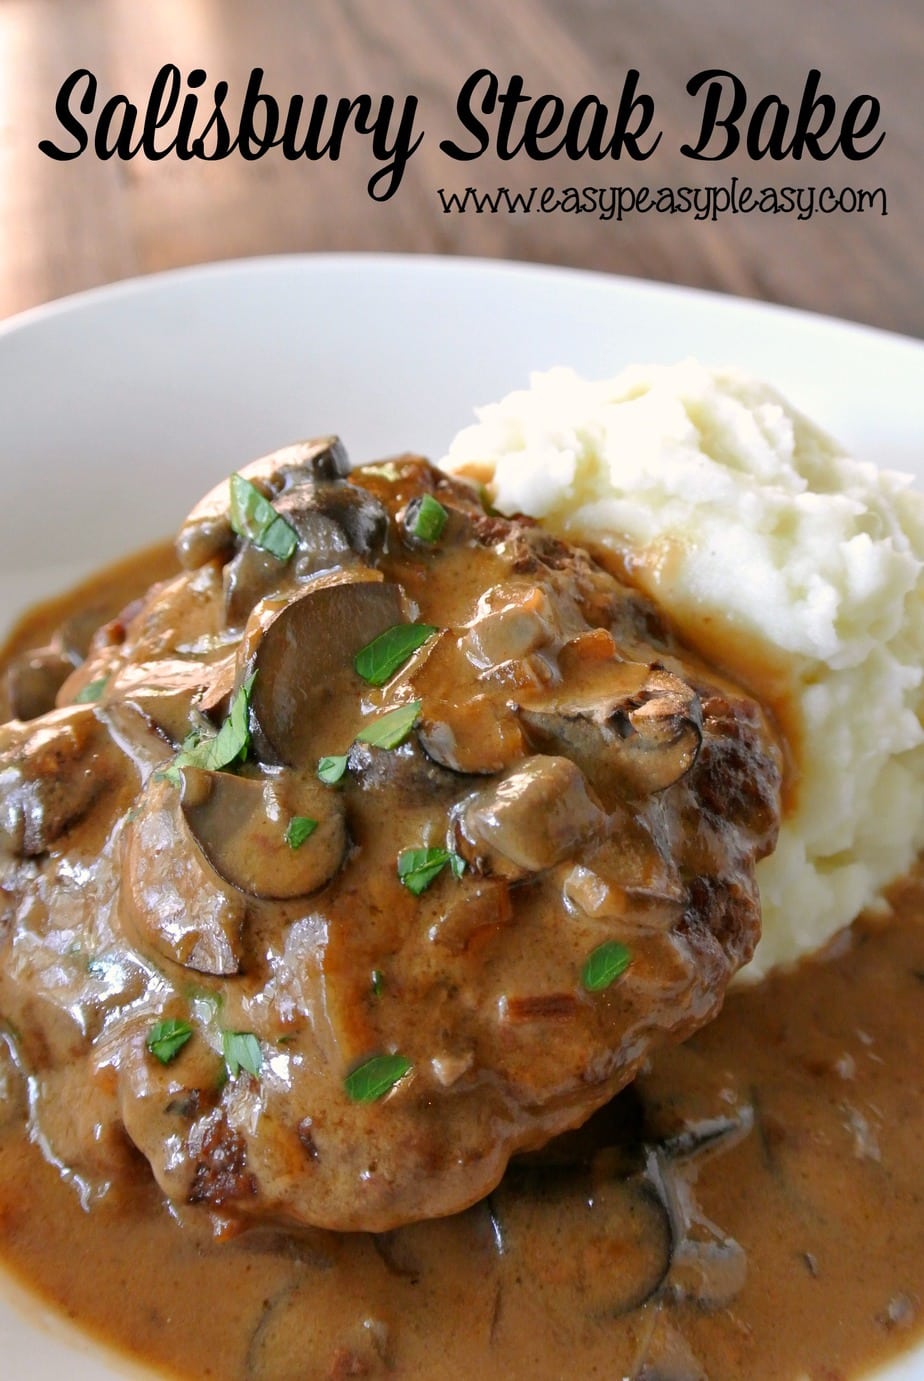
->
[518,661,702,800]
[119,772,247,975]
[413,635,526,775]
[181,765,346,900]
[97,700,175,780]
[176,437,350,570]
[418,694,526,775]
[246,572,405,767]
[460,582,560,670]
[291,482,388,564]
[347,737,460,807]
[0,707,104,857]
[645,1147,746,1310]
[491,1165,673,1322]
[176,434,390,626]
[223,481,389,628]
[224,544,305,628]
[4,647,75,721]
[454,755,605,878]
[108,658,222,746]
[245,1281,391,1381]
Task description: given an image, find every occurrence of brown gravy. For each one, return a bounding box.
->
[0,549,922,1381]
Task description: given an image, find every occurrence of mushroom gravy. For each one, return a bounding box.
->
[0,877,920,1380]
[0,447,921,1380]
[0,444,784,1236]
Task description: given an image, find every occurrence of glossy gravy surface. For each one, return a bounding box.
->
[0,548,921,1381]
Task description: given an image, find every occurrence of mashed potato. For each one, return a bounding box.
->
[444,361,924,979]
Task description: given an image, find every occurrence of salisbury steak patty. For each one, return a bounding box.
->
[0,442,781,1230]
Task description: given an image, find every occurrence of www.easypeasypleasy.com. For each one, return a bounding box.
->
[435,179,887,221]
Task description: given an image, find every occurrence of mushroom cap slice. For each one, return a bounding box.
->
[222,483,390,628]
[119,773,246,976]
[518,662,702,799]
[4,647,74,722]
[246,572,405,767]
[180,766,346,900]
[176,437,349,570]
[0,706,105,858]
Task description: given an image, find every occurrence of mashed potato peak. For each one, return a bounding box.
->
[444,361,924,978]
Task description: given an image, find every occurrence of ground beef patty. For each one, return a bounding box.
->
[0,440,781,1231]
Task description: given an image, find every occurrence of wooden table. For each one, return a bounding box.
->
[0,0,920,337]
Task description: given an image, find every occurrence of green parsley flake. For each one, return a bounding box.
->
[344,1052,412,1102]
[354,624,438,687]
[409,493,449,543]
[285,815,318,849]
[222,1030,263,1079]
[371,969,385,997]
[581,941,632,993]
[317,753,349,785]
[229,473,298,562]
[173,673,256,775]
[397,846,466,896]
[356,700,422,751]
[317,701,424,786]
[146,1018,193,1065]
[74,677,107,704]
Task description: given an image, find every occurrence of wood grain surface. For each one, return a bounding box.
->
[0,0,920,335]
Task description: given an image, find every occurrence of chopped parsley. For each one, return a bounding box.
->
[344,1053,412,1102]
[146,1018,193,1065]
[316,701,422,788]
[354,623,438,687]
[397,846,465,896]
[581,941,632,993]
[317,753,349,785]
[285,815,318,849]
[356,700,422,751]
[222,1030,263,1079]
[168,673,256,779]
[408,493,449,543]
[74,676,107,704]
[229,473,299,562]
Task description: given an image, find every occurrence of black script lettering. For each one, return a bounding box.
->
[747,93,794,159]
[683,68,885,161]
[441,68,660,163]
[95,94,142,159]
[568,96,612,156]
[237,68,282,159]
[364,95,422,200]
[608,70,661,159]
[142,64,183,159]
[189,79,237,160]
[440,69,521,159]
[37,66,424,200]
[681,69,746,159]
[840,94,884,159]
[774,70,837,158]
[516,92,566,155]
[274,91,422,200]
[38,68,96,159]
